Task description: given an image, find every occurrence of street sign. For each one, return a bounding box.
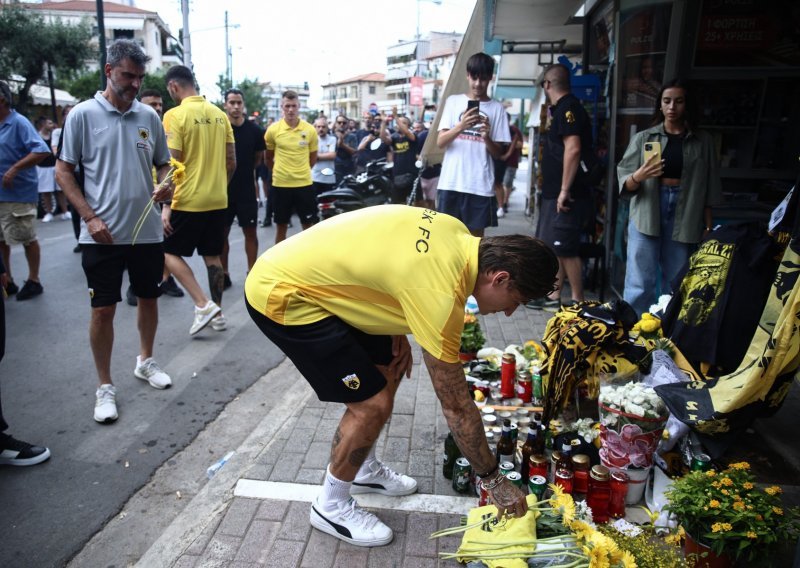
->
[410,77,424,107]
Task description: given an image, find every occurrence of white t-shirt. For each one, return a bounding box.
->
[438,94,510,197]
[312,133,337,184]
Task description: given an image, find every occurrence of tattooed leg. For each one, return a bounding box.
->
[206,262,224,306]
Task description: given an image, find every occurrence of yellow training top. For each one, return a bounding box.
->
[265,118,318,187]
[244,205,479,363]
[163,95,234,211]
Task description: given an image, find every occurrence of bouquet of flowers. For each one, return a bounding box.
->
[460,313,486,354]
[665,462,800,563]
[598,381,668,471]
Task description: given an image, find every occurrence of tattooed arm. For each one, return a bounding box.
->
[423,350,527,517]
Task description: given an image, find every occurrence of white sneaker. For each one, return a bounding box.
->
[310,497,393,547]
[134,356,172,389]
[42,213,54,223]
[350,460,418,496]
[210,314,227,331]
[61,211,72,221]
[190,301,221,335]
[94,384,118,423]
[496,207,505,218]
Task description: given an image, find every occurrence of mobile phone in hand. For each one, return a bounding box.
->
[644,141,661,163]
[466,99,480,113]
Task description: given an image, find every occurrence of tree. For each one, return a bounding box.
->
[0,5,94,115]
[214,74,266,116]
[65,69,176,112]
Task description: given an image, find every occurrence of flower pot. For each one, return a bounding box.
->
[684,532,733,568]
[458,351,477,362]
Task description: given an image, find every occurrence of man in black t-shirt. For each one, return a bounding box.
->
[530,64,594,310]
[380,115,416,203]
[222,89,266,289]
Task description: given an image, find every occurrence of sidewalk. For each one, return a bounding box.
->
[136,174,559,568]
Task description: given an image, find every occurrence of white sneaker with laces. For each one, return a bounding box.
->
[42,213,54,223]
[94,384,118,423]
[496,207,505,218]
[350,460,418,496]
[210,314,227,331]
[190,301,221,335]
[134,356,172,389]
[61,211,72,221]
[310,497,393,547]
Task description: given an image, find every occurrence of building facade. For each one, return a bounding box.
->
[321,73,386,121]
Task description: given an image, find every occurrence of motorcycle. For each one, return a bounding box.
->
[317,158,394,220]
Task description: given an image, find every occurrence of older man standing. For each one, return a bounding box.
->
[265,90,317,244]
[162,65,236,335]
[0,81,50,301]
[56,40,174,423]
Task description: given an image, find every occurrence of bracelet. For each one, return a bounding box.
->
[480,470,506,491]
[476,465,499,479]
[631,173,640,184]
[83,214,97,223]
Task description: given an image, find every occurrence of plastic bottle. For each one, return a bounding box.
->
[206,451,236,479]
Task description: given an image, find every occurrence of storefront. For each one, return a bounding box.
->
[454,0,800,300]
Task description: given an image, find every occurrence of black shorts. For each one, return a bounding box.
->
[246,300,392,403]
[437,190,498,231]
[163,209,227,257]
[272,185,318,225]
[225,198,258,228]
[82,243,164,308]
[535,197,590,257]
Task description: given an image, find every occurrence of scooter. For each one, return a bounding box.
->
[317,158,394,220]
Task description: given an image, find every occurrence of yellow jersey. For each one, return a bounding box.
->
[265,118,318,187]
[245,205,479,363]
[163,95,234,211]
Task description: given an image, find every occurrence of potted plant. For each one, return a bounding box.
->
[459,313,485,361]
[665,461,800,567]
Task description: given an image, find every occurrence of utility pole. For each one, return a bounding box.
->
[181,0,192,68]
[96,0,107,89]
[225,11,231,86]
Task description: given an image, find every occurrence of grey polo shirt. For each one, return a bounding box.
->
[60,92,170,245]
[617,123,722,244]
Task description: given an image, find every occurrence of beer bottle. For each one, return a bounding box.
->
[557,441,573,471]
[496,419,515,467]
[532,412,546,455]
[442,431,461,479]
[520,428,538,485]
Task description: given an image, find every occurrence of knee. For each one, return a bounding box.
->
[353,389,394,426]
[92,305,116,324]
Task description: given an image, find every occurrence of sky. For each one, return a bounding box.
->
[135,0,477,106]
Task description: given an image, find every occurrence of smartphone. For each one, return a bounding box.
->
[466,99,480,113]
[644,141,661,163]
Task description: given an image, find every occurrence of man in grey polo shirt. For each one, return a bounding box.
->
[56,39,174,424]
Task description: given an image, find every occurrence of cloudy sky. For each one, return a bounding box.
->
[135,0,476,105]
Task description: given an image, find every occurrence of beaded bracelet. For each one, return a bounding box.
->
[480,470,506,491]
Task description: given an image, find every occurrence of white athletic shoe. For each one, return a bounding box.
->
[210,314,227,331]
[42,213,54,223]
[350,460,418,496]
[94,384,118,423]
[190,301,221,335]
[496,207,505,218]
[310,497,393,547]
[134,356,172,389]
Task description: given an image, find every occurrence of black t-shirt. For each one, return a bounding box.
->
[390,133,416,177]
[541,93,593,199]
[356,134,389,166]
[229,120,266,201]
[39,135,56,168]
[662,133,684,179]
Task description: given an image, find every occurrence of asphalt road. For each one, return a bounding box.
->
[0,216,288,567]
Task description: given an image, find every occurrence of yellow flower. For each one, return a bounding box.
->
[733,494,743,502]
[733,501,745,511]
[168,157,186,185]
[729,461,750,470]
[620,550,637,568]
[747,531,758,539]
[711,481,720,489]
[711,522,732,533]
[765,486,782,496]
[708,499,721,508]
[743,482,754,490]
[773,506,784,515]
[570,519,594,542]
[721,489,729,495]
[464,313,477,325]
[705,470,717,477]
[720,477,734,487]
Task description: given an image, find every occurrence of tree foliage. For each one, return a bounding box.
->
[0,5,94,114]
[65,69,177,113]
[214,74,267,116]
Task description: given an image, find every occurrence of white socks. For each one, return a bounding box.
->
[321,465,353,510]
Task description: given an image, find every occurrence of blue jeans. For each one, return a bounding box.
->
[623,185,694,316]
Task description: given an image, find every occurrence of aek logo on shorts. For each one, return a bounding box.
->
[341,374,360,390]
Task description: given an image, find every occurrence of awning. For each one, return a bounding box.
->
[28,85,78,107]
[490,0,583,43]
[387,42,418,59]
[495,52,543,100]
[106,17,145,31]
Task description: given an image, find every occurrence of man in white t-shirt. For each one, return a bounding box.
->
[312,116,337,195]
[436,52,510,237]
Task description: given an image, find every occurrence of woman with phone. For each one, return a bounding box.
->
[616,79,722,316]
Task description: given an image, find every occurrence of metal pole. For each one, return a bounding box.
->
[47,63,58,122]
[181,0,192,68]
[96,0,107,90]
[224,11,230,85]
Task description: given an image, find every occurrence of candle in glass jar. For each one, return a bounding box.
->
[587,465,611,523]
[609,470,629,519]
